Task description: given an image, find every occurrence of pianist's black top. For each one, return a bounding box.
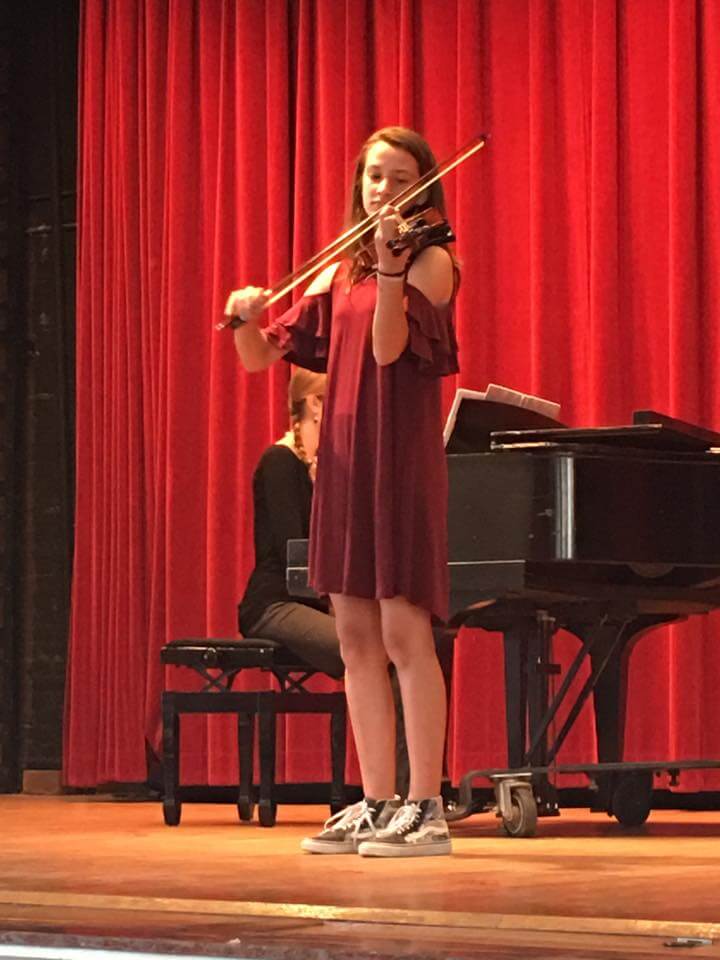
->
[238,443,327,635]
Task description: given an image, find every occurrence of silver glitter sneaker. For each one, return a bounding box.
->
[357,796,452,857]
[300,797,402,854]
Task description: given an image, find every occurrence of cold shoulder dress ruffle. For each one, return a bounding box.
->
[263,264,459,622]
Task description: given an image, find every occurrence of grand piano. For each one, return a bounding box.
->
[287,400,720,835]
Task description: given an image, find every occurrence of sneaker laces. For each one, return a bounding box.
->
[386,801,422,836]
[322,800,376,836]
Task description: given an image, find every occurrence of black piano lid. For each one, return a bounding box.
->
[491,409,720,454]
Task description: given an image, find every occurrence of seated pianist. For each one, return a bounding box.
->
[238,369,344,679]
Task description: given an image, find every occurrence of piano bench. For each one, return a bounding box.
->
[160,637,347,827]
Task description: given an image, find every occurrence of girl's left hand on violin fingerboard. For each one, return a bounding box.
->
[374,205,412,274]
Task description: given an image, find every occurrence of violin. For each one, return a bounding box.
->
[386,207,456,255]
[354,206,456,275]
[218,133,487,330]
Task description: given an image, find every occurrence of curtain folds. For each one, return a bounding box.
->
[67,0,720,790]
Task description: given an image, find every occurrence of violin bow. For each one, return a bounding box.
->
[218,132,488,330]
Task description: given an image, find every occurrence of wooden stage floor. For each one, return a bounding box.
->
[0,796,719,959]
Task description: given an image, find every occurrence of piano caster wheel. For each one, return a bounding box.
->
[258,800,278,827]
[502,789,538,838]
[237,798,255,822]
[163,799,181,826]
[611,772,653,827]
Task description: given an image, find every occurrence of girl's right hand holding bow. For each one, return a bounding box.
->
[224,286,285,372]
[224,286,269,326]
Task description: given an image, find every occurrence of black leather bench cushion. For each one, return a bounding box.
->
[161,637,309,670]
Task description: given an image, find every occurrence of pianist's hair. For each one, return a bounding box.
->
[291,416,313,470]
[288,371,325,471]
[345,127,451,285]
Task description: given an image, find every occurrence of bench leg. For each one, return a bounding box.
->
[258,698,277,827]
[330,706,347,813]
[237,713,255,821]
[162,693,181,826]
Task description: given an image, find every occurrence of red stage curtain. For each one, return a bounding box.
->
[66,0,720,791]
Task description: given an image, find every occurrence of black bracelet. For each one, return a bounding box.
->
[227,315,248,329]
[376,268,406,277]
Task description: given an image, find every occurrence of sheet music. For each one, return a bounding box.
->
[484,383,561,420]
[443,387,486,446]
[443,384,561,447]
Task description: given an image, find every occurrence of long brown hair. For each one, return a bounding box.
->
[345,127,448,284]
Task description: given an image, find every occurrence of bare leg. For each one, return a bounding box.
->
[331,594,396,799]
[380,596,446,800]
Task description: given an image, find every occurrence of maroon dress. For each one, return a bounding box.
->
[264,262,459,622]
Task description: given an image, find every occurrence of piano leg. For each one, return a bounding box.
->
[576,619,629,813]
[509,613,560,816]
[586,614,679,814]
[502,624,529,769]
[587,620,630,767]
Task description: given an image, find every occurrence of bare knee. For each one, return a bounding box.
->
[332,594,387,672]
[339,626,388,671]
[380,597,436,671]
[341,643,389,673]
[383,630,436,671]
